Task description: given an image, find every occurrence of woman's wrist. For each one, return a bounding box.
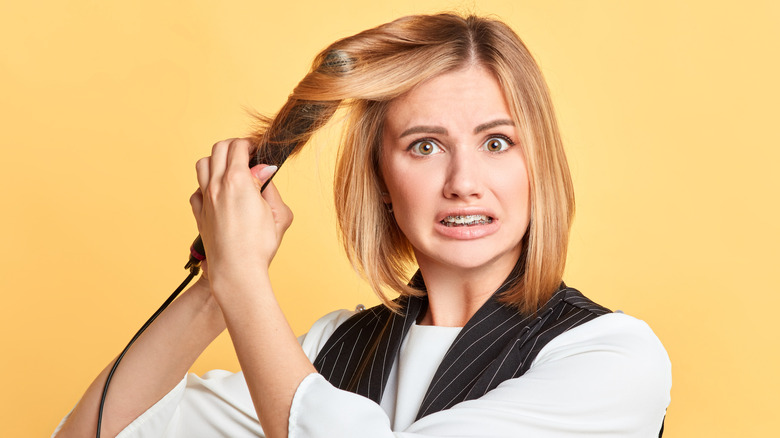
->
[208,263,271,296]
[187,277,227,333]
[208,269,274,316]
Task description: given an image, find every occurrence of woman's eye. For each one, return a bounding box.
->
[411,140,441,156]
[482,136,512,152]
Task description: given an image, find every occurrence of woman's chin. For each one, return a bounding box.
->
[416,244,521,275]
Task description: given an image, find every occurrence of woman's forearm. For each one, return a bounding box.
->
[214,272,315,438]
[55,279,226,438]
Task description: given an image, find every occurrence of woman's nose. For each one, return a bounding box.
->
[442,151,483,200]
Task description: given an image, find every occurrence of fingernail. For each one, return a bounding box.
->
[256,165,278,180]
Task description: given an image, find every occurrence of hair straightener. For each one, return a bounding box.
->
[95,51,353,438]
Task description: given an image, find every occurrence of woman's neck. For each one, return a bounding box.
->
[415,255,518,327]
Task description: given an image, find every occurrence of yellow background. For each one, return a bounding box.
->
[1,0,778,436]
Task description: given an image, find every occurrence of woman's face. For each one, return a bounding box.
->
[380,65,531,275]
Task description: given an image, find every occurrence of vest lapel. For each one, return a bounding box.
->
[313,267,611,420]
[414,262,530,419]
[415,292,534,419]
[313,272,427,404]
[355,293,423,403]
[416,285,609,419]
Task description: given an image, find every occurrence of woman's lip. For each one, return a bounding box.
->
[434,218,500,240]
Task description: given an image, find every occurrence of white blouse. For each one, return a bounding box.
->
[53,310,671,437]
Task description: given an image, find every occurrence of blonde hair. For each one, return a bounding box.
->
[252,13,574,315]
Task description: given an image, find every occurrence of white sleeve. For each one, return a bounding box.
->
[52,309,356,438]
[288,312,672,438]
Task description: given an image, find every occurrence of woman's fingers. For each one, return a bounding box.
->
[192,138,292,272]
[226,138,253,176]
[251,167,293,232]
[200,138,256,196]
[249,165,293,257]
[189,189,203,227]
[251,164,278,186]
[208,139,235,185]
[195,138,252,202]
[195,157,210,192]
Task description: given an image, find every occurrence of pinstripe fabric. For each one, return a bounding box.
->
[417,285,610,418]
[312,272,611,420]
[313,272,427,404]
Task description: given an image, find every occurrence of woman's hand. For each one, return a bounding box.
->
[189,138,293,296]
[186,140,312,438]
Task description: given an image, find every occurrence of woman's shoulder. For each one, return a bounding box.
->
[534,311,670,366]
[298,308,358,361]
[532,310,671,376]
[531,311,672,404]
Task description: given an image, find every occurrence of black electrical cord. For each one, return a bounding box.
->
[96,264,200,438]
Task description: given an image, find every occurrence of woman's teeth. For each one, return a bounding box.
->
[440,214,493,227]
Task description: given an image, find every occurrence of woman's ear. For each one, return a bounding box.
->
[375,170,393,215]
[376,164,391,203]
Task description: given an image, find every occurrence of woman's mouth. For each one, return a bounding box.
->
[440,214,494,227]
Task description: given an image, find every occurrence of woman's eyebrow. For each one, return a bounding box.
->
[399,125,448,138]
[398,119,515,138]
[473,119,515,134]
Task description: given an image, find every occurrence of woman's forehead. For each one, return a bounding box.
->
[383,66,513,135]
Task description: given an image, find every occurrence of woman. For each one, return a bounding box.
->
[54,13,671,438]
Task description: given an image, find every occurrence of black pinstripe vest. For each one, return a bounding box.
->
[312,271,612,422]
